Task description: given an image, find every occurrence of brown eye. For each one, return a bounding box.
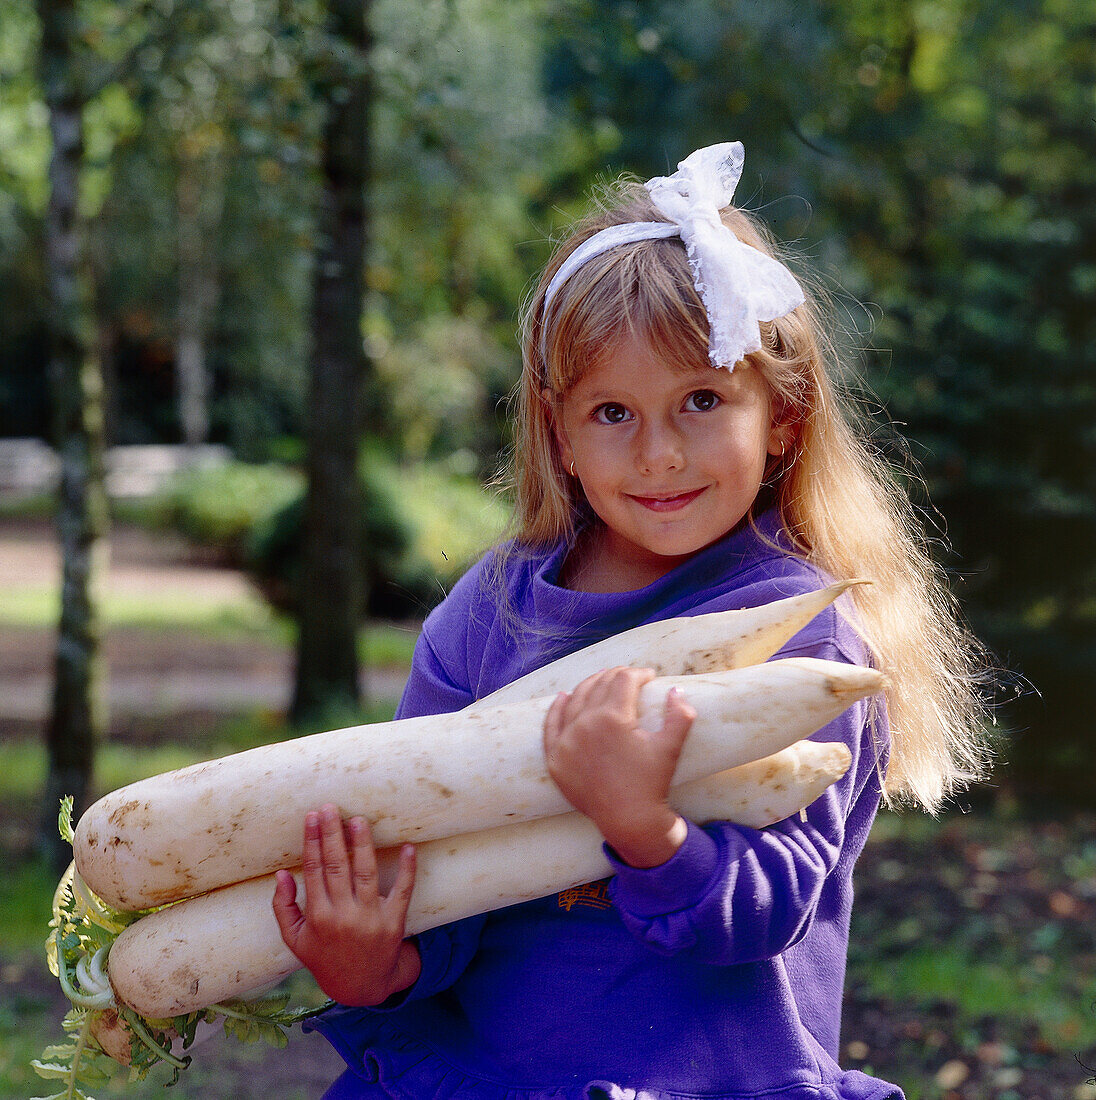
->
[595,403,632,424]
[686,390,720,412]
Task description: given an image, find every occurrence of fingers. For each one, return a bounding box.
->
[299,804,351,904]
[295,804,414,908]
[570,666,654,710]
[543,688,571,748]
[298,809,326,902]
[545,666,654,735]
[659,685,696,747]
[383,844,417,926]
[348,816,380,897]
[319,804,354,899]
[547,666,681,739]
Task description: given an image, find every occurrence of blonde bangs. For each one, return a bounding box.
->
[546,245,708,390]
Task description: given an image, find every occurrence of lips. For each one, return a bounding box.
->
[629,487,707,512]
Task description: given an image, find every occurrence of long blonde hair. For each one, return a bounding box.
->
[500,178,991,813]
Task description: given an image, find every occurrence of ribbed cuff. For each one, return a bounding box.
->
[606,819,722,919]
[368,931,440,1011]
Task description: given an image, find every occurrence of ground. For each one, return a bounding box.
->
[2,517,1094,1099]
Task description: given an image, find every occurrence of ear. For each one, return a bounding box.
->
[544,388,575,471]
[766,424,791,458]
[765,395,798,459]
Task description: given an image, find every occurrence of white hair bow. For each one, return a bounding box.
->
[541,142,805,371]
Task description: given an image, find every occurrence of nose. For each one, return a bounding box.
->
[636,417,685,474]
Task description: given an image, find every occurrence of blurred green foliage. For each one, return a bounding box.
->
[244,456,414,619]
[2,0,1093,799]
[146,453,507,619]
[153,460,304,551]
[542,0,1096,799]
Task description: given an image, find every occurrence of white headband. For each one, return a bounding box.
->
[540,142,805,371]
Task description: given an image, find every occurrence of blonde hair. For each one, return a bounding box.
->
[501,178,991,813]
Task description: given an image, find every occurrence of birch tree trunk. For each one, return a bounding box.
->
[36,0,109,869]
[175,138,224,448]
[290,0,373,726]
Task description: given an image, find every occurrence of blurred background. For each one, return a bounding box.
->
[1,0,1094,1097]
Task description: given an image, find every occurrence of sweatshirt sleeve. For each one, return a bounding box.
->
[393,627,475,721]
[605,633,885,965]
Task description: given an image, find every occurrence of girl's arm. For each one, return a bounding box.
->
[609,714,866,963]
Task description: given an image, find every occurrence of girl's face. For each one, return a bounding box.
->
[551,334,787,591]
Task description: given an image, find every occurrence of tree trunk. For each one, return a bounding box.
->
[175,141,224,447]
[36,0,109,869]
[290,0,373,727]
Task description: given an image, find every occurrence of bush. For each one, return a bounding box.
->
[244,460,418,619]
[155,461,304,557]
[153,453,508,621]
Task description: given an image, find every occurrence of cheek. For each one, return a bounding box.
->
[700,413,771,469]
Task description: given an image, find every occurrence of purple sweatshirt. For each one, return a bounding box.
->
[306,512,903,1100]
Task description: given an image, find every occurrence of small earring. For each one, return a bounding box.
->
[569,461,576,477]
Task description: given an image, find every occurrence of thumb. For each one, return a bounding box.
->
[272,869,304,950]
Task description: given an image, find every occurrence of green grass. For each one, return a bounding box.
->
[0,582,286,638]
[0,995,57,1100]
[853,941,1088,1043]
[843,809,1096,1099]
[0,860,60,952]
[0,740,221,810]
[0,582,421,667]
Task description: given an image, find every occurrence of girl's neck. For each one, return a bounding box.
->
[558,524,690,593]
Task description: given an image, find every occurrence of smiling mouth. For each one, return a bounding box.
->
[629,488,707,512]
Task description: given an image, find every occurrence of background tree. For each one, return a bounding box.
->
[90,0,321,454]
[365,0,555,471]
[34,0,110,868]
[290,0,373,726]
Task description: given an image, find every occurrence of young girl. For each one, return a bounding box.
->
[272,142,989,1100]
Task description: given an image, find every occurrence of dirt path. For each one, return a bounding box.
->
[0,517,407,728]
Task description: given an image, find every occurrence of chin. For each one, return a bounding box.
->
[643,538,709,563]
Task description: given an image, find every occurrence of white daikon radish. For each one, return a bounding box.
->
[75,658,882,911]
[106,739,852,1018]
[475,581,863,709]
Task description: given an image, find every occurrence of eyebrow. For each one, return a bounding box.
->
[575,374,726,403]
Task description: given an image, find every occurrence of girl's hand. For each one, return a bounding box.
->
[272,803,420,1006]
[543,667,696,868]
